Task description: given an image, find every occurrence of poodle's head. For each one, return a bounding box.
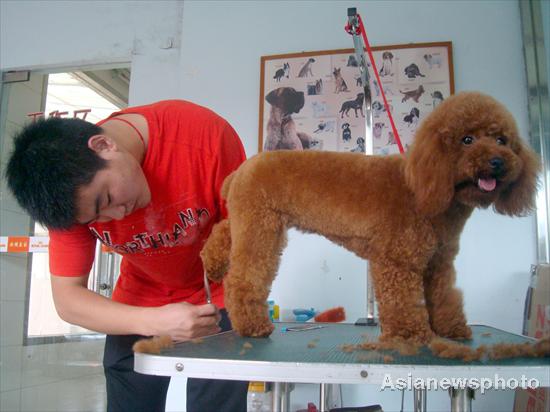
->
[405,92,540,217]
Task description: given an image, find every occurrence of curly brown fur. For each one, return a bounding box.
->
[200,218,231,282]
[428,337,550,361]
[343,337,549,362]
[201,92,540,341]
[489,337,550,360]
[429,338,487,362]
[357,338,421,356]
[132,335,173,354]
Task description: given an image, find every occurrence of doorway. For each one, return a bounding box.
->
[0,66,129,412]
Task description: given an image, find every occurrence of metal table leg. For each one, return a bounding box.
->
[271,382,292,412]
[320,383,334,412]
[449,387,475,412]
[413,388,427,412]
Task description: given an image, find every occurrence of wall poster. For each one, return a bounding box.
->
[259,42,454,155]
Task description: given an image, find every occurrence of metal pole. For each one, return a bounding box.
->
[271,382,281,412]
[449,387,474,412]
[319,383,334,412]
[413,388,427,412]
[271,382,292,412]
[347,7,373,157]
[347,7,377,326]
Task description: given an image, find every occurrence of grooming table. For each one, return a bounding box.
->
[134,324,549,412]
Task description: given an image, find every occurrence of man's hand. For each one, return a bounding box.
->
[149,302,221,341]
[51,275,222,338]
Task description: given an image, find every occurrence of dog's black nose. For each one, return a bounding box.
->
[489,157,505,172]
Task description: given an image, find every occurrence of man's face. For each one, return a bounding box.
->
[75,140,151,225]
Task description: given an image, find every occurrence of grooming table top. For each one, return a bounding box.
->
[134,323,549,385]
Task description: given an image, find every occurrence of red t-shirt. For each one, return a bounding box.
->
[49,100,245,308]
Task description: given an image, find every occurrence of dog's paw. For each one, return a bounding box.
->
[132,335,173,354]
[233,320,275,338]
[436,324,472,341]
[380,327,435,345]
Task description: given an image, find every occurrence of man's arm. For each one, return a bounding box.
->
[51,274,221,339]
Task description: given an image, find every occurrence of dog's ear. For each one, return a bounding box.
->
[405,127,455,216]
[265,89,281,106]
[494,141,541,216]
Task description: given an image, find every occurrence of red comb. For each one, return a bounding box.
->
[314,306,346,323]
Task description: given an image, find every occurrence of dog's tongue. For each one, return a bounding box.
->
[478,177,496,192]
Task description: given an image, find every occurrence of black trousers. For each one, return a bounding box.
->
[103,309,248,412]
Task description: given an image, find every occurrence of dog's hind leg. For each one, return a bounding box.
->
[201,219,231,282]
[370,261,434,344]
[223,210,287,337]
[423,260,472,340]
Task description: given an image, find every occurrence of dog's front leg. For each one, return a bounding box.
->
[223,210,287,337]
[423,259,472,340]
[370,261,434,344]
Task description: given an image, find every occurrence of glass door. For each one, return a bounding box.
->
[0,67,128,412]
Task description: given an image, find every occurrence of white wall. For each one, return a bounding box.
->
[177,5,536,411]
[0,1,538,411]
[0,1,185,411]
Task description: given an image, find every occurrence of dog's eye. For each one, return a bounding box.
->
[496,136,507,145]
[462,135,474,145]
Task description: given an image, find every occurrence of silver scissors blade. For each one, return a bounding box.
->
[203,271,212,304]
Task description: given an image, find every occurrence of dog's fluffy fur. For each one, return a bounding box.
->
[201,92,540,344]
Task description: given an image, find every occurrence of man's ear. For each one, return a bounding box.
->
[88,135,117,153]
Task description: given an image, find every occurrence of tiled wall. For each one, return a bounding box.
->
[0,74,106,412]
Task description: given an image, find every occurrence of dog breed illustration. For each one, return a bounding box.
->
[379,51,394,77]
[350,136,366,153]
[400,85,425,103]
[371,100,393,117]
[263,87,314,151]
[347,55,359,67]
[431,91,445,108]
[341,123,352,142]
[373,122,385,139]
[298,58,315,78]
[201,92,540,344]
[403,107,420,128]
[313,120,335,134]
[273,62,290,82]
[339,93,365,118]
[333,68,349,93]
[372,101,387,117]
[424,54,442,69]
[404,63,426,79]
[315,79,323,95]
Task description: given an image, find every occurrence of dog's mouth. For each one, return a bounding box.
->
[477,176,497,192]
[456,174,500,194]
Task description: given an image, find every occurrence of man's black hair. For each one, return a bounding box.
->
[5,117,107,229]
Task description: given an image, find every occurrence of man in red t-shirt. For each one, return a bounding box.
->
[6,100,248,412]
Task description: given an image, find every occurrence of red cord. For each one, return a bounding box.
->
[352,14,405,154]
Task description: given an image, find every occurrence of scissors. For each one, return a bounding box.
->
[203,271,212,304]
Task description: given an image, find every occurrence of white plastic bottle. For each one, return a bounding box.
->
[247,382,273,412]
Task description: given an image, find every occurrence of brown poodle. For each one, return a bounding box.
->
[201,92,540,344]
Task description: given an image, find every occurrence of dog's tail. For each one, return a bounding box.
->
[200,171,236,282]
